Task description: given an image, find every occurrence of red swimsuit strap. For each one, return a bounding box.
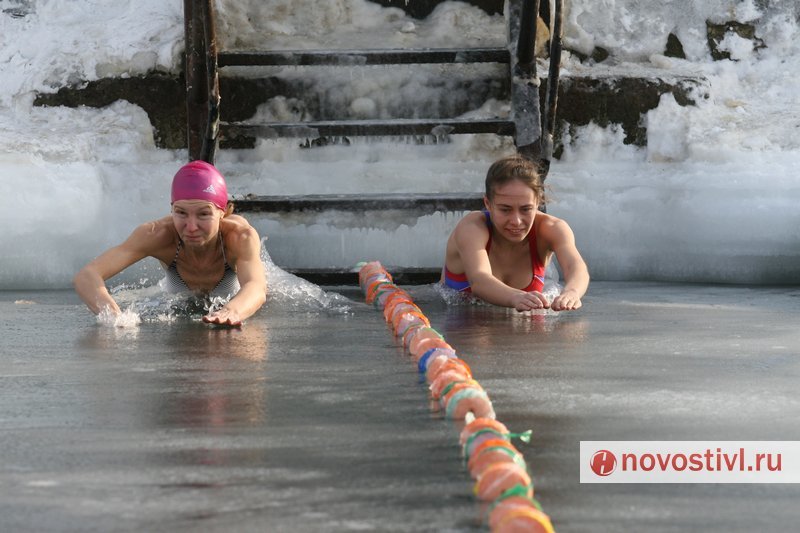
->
[521,228,546,293]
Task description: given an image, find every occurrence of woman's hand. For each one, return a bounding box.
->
[551,288,582,311]
[202,307,243,327]
[510,291,550,312]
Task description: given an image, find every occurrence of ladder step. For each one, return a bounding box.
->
[218,47,510,67]
[232,192,484,213]
[221,118,515,139]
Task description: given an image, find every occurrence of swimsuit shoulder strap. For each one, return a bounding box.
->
[482,210,493,252]
[170,239,183,267]
[218,232,233,269]
[527,222,545,269]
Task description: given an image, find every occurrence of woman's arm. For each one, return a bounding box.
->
[203,224,267,326]
[73,222,164,315]
[450,214,549,311]
[541,218,590,311]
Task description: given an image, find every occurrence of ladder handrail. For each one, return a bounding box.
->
[540,0,564,174]
[512,0,563,178]
[184,0,220,163]
[516,0,541,73]
[200,0,220,163]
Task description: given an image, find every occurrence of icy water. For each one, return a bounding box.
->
[1,282,799,532]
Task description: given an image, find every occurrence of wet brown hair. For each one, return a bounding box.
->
[484,155,545,204]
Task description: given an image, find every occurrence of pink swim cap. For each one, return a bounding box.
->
[171,160,228,210]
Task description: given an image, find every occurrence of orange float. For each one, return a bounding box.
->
[417,348,457,374]
[463,428,509,460]
[459,418,510,447]
[392,306,431,337]
[426,357,472,384]
[440,379,483,408]
[467,440,526,479]
[407,327,443,354]
[445,387,495,420]
[429,368,472,400]
[492,506,554,533]
[384,294,414,322]
[401,322,429,348]
[474,463,532,502]
[409,337,452,361]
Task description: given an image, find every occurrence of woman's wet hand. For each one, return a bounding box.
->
[202,308,243,327]
[511,291,550,312]
[551,289,582,311]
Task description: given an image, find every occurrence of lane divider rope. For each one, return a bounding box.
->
[358,261,556,533]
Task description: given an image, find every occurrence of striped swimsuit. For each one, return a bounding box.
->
[443,211,546,293]
[163,235,241,299]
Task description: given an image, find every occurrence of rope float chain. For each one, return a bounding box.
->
[358,261,556,533]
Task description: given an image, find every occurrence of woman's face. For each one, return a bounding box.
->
[484,180,538,243]
[171,200,223,247]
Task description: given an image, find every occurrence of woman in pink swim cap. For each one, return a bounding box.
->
[74,161,267,326]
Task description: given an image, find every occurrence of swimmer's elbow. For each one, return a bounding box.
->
[258,288,267,307]
[72,267,91,291]
[467,278,496,301]
[469,270,496,289]
[249,281,267,308]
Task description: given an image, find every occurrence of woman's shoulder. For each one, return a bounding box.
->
[456,210,490,230]
[535,211,575,242]
[451,210,491,248]
[129,216,176,241]
[536,210,569,228]
[221,215,262,248]
[221,214,258,234]
[123,216,178,258]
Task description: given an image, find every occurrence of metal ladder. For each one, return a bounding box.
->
[183,0,564,216]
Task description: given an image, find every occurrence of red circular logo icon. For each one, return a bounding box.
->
[590,450,617,476]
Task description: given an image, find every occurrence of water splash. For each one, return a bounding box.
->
[96,240,352,322]
[261,244,353,314]
[97,306,141,328]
